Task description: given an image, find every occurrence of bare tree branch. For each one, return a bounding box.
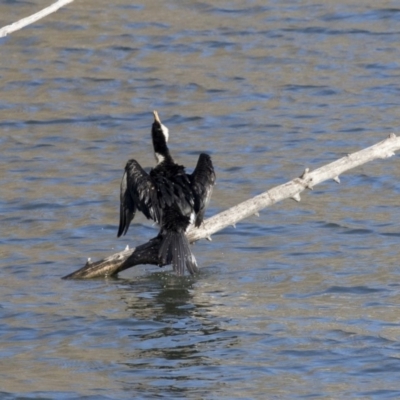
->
[62,133,400,280]
[0,0,74,38]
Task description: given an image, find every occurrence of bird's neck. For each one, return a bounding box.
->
[154,151,174,165]
[152,122,174,165]
[153,140,174,165]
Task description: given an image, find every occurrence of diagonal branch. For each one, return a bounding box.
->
[62,133,400,280]
[0,0,74,38]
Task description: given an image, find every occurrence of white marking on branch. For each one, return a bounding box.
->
[0,0,74,38]
[383,152,395,159]
[299,168,313,190]
[291,193,301,202]
[63,133,400,279]
[299,167,310,179]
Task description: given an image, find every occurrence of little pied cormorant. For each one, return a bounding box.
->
[117,111,215,275]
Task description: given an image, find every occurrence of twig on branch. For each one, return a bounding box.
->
[0,0,74,38]
[63,133,400,280]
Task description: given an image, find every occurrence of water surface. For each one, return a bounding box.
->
[1,1,400,398]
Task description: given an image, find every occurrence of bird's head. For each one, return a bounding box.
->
[152,110,169,143]
[152,110,170,164]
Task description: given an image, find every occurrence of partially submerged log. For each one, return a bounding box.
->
[63,239,162,280]
[63,133,400,279]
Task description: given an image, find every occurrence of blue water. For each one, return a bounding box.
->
[1,1,400,398]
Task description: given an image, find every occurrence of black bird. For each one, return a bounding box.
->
[118,111,215,275]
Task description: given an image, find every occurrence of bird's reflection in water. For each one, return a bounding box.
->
[115,271,238,395]
[120,271,197,316]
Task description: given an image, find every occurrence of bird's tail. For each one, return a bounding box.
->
[158,230,198,276]
[159,206,198,275]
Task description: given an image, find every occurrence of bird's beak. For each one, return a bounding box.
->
[153,110,161,124]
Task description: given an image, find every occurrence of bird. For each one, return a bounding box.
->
[117,111,215,276]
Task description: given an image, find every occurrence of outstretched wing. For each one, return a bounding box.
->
[117,168,136,237]
[117,159,161,237]
[190,153,216,227]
